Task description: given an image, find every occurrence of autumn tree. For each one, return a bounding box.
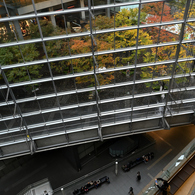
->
[70,38,114,85]
[0,43,42,83]
[141,2,176,43]
[107,29,153,66]
[115,7,147,27]
[140,45,188,90]
[29,19,55,38]
[84,15,114,40]
[45,27,70,74]
[142,2,173,23]
[107,8,153,66]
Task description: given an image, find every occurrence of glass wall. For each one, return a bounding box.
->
[0,0,195,157]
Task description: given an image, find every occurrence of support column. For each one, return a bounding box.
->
[80,0,86,20]
[106,0,110,18]
[49,7,56,27]
[12,20,23,40]
[64,146,81,172]
[9,11,23,40]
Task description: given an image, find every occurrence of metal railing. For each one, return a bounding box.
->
[140,138,195,195]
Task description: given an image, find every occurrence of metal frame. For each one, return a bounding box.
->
[0,0,194,159]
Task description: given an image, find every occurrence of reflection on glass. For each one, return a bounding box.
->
[85,15,114,32]
[19,100,40,114]
[70,36,91,55]
[115,69,134,83]
[156,45,177,61]
[72,57,93,73]
[46,38,69,59]
[180,43,194,58]
[138,29,153,46]
[77,91,95,103]
[59,94,78,106]
[55,78,76,92]
[99,88,115,100]
[115,6,140,28]
[98,71,114,86]
[184,22,195,41]
[0,22,15,43]
[142,2,174,23]
[51,59,73,76]
[76,75,95,89]
[38,97,58,110]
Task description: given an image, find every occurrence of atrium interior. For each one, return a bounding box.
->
[0,1,195,193]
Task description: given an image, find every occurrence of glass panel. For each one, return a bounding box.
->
[43,111,62,122]
[171,77,189,89]
[101,115,114,124]
[0,88,13,103]
[87,15,114,32]
[25,114,45,125]
[137,48,155,64]
[114,111,131,123]
[51,59,73,77]
[0,45,23,66]
[55,78,76,93]
[79,105,97,116]
[19,100,40,114]
[133,95,161,107]
[99,87,115,100]
[65,120,82,131]
[175,61,191,75]
[184,22,195,41]
[38,97,59,110]
[156,45,177,62]
[0,21,16,43]
[62,107,79,119]
[46,38,69,58]
[114,50,136,67]
[114,69,134,83]
[141,2,164,24]
[35,81,55,96]
[187,0,195,19]
[82,117,98,128]
[70,36,91,55]
[134,81,161,94]
[95,33,115,51]
[59,94,78,106]
[139,63,173,81]
[0,121,7,131]
[75,75,95,89]
[114,85,134,98]
[159,24,181,43]
[12,84,38,99]
[115,5,139,28]
[99,102,114,112]
[0,104,16,117]
[179,43,195,58]
[4,118,21,129]
[98,71,115,86]
[72,57,93,74]
[77,91,95,103]
[138,29,153,46]
[114,99,132,110]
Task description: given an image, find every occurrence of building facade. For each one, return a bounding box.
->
[0,0,195,160]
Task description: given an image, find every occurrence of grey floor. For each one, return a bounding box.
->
[53,124,195,195]
[0,124,194,195]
